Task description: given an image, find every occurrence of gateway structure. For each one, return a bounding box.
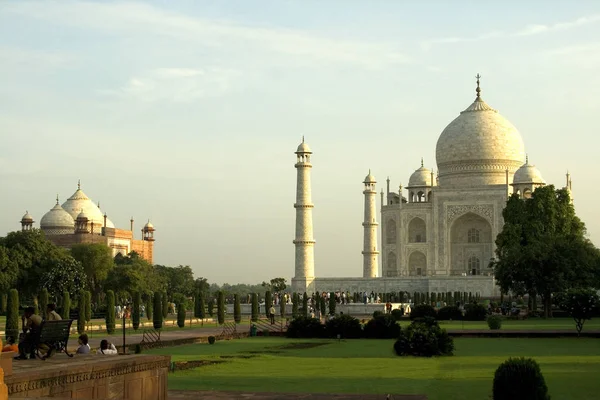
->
[292,76,572,296]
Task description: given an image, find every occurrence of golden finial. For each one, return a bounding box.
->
[77,179,81,190]
[526,154,529,164]
[302,135,305,143]
[420,158,424,168]
[475,73,481,99]
[56,194,59,204]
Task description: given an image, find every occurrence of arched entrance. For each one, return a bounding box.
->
[450,212,492,275]
[408,251,427,276]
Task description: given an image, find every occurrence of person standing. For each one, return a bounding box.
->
[269,305,276,324]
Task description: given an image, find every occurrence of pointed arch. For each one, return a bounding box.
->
[409,251,427,276]
[408,217,426,243]
[386,219,396,244]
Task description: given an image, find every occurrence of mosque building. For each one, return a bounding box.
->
[19,181,156,263]
[291,76,573,296]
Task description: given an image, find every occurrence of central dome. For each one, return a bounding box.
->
[435,78,525,187]
[61,184,115,229]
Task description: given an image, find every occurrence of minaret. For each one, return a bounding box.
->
[362,170,379,278]
[292,137,315,291]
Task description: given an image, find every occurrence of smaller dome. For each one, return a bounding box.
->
[363,170,376,183]
[513,158,545,185]
[144,221,155,230]
[408,161,435,188]
[76,210,89,220]
[296,137,312,154]
[21,211,34,222]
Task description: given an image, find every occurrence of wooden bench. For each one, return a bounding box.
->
[34,319,74,360]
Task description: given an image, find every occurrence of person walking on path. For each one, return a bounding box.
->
[269,305,276,324]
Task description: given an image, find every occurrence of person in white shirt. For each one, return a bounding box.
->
[98,340,118,355]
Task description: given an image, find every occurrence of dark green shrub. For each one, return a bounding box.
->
[146,294,153,321]
[391,308,404,321]
[251,293,258,322]
[394,317,454,357]
[208,336,216,344]
[0,292,6,315]
[134,344,142,354]
[464,303,487,321]
[493,357,549,400]
[233,294,241,323]
[106,290,116,334]
[325,314,363,339]
[410,304,436,320]
[364,315,401,339]
[437,306,463,321]
[292,293,299,317]
[161,291,168,319]
[208,299,215,317]
[320,296,326,315]
[177,300,186,328]
[133,292,141,330]
[198,294,206,319]
[279,295,286,317]
[39,288,49,319]
[153,292,162,329]
[487,315,502,330]
[286,316,324,338]
[5,289,19,341]
[265,291,272,318]
[302,292,308,317]
[77,290,86,334]
[329,292,336,315]
[62,291,71,319]
[372,310,384,318]
[194,290,202,318]
[217,291,225,325]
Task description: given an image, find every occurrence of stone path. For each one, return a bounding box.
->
[168,391,426,399]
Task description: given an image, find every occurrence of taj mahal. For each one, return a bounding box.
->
[291,76,573,297]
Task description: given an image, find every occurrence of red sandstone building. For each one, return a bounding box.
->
[19,182,155,263]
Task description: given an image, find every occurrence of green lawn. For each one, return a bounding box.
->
[400,318,600,331]
[149,337,600,400]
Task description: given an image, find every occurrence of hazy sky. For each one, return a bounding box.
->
[1,1,599,284]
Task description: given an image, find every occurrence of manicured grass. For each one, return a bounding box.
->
[149,337,600,400]
[400,318,600,331]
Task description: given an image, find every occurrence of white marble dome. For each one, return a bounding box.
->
[40,201,75,235]
[144,221,155,230]
[363,171,376,183]
[61,185,115,229]
[21,211,34,222]
[296,140,312,154]
[513,159,545,184]
[408,166,435,187]
[435,84,525,187]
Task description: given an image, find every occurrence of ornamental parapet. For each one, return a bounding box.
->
[294,163,313,168]
[293,240,316,244]
[362,222,379,227]
[294,204,314,208]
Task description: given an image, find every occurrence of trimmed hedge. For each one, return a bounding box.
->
[234,294,241,323]
[5,289,19,341]
[217,291,225,325]
[62,291,71,319]
[391,308,404,321]
[146,294,153,321]
[409,304,436,320]
[85,291,92,322]
[77,290,87,334]
[106,290,116,334]
[328,292,336,315]
[464,303,487,321]
[493,357,549,400]
[325,314,362,339]
[487,315,502,330]
[286,316,324,338]
[394,317,454,357]
[153,292,162,329]
[265,291,272,318]
[437,306,463,321]
[364,315,401,339]
[251,293,258,322]
[177,300,186,328]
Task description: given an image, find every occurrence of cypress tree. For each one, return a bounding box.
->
[329,292,336,316]
[199,295,206,319]
[177,299,186,328]
[251,293,259,322]
[431,292,437,305]
[62,291,71,319]
[279,295,286,318]
[208,299,215,317]
[162,291,168,319]
[5,289,19,341]
[315,294,320,312]
[85,291,92,322]
[133,291,141,330]
[106,290,116,334]
[292,293,299,318]
[77,290,86,334]
[153,292,162,329]
[217,291,225,325]
[320,296,326,316]
[234,294,241,323]
[146,294,153,321]
[0,292,7,314]
[302,292,308,317]
[194,290,202,318]
[38,288,50,319]
[265,291,272,318]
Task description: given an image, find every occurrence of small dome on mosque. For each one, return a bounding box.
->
[61,181,115,228]
[408,160,435,187]
[76,210,89,220]
[513,157,546,184]
[144,220,155,230]
[21,211,34,222]
[364,170,376,183]
[40,197,75,235]
[296,137,312,154]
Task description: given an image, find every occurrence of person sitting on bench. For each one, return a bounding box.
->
[14,306,42,360]
[76,334,90,354]
[97,340,118,355]
[47,303,62,321]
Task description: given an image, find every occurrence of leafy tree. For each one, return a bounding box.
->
[264,291,272,318]
[153,292,162,329]
[493,186,600,317]
[5,289,19,341]
[194,277,210,293]
[106,253,164,301]
[133,292,141,330]
[262,277,287,293]
[62,291,71,319]
[70,243,114,299]
[233,294,241,323]
[0,246,17,293]
[155,265,195,300]
[41,256,87,300]
[251,293,258,322]
[39,288,49,320]
[106,290,116,334]
[217,290,225,325]
[555,288,598,335]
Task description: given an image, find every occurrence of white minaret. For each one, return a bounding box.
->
[293,137,315,291]
[362,170,379,278]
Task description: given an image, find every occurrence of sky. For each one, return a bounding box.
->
[1,1,599,285]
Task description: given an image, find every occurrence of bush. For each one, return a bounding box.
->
[132,292,141,330]
[5,289,19,341]
[286,316,324,338]
[410,304,436,320]
[325,314,363,339]
[153,292,162,329]
[177,300,186,328]
[464,303,487,321]
[437,306,463,321]
[208,336,216,345]
[217,291,225,325]
[364,315,401,339]
[372,310,384,318]
[105,290,116,334]
[233,294,241,323]
[391,308,404,321]
[394,317,454,357]
[493,357,550,400]
[487,315,502,330]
